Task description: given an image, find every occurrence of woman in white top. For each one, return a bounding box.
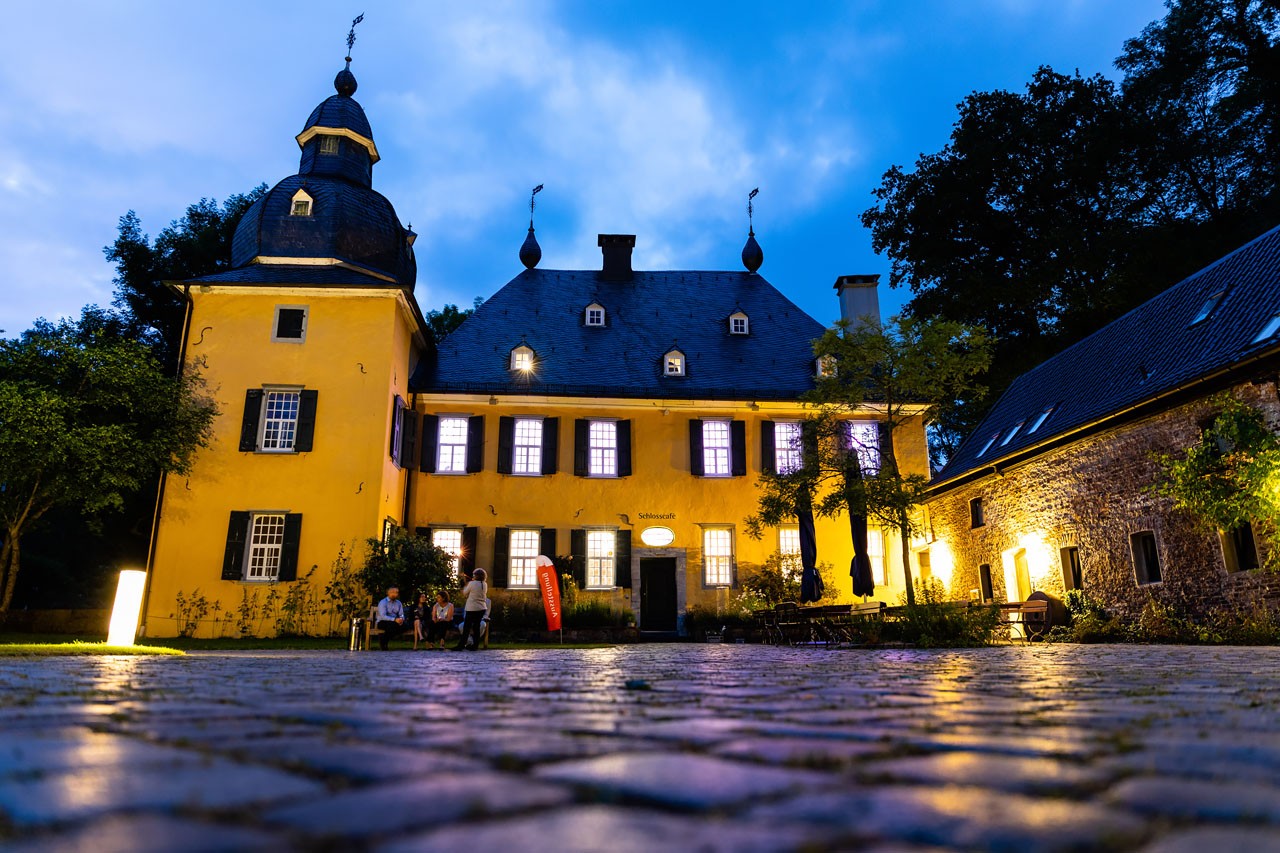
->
[426,592,455,650]
[454,568,488,651]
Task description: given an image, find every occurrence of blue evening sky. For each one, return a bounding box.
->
[0,1,1167,336]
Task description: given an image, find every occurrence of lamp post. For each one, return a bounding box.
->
[107,570,147,647]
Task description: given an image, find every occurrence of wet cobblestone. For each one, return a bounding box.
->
[0,644,1278,850]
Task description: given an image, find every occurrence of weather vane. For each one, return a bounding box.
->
[748,187,759,234]
[530,184,544,224]
[346,13,365,60]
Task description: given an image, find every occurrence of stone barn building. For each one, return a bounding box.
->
[922,224,1280,617]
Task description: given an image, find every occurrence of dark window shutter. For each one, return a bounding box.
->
[542,417,560,475]
[540,528,557,559]
[421,415,439,474]
[760,420,776,474]
[731,420,747,476]
[415,526,432,539]
[570,529,588,590]
[399,410,419,469]
[688,419,705,476]
[389,397,405,459]
[221,511,250,580]
[491,527,510,588]
[618,420,633,477]
[294,390,318,452]
[573,419,589,477]
[615,529,632,588]
[239,390,263,452]
[466,415,485,473]
[460,527,478,574]
[497,416,515,474]
[278,514,303,581]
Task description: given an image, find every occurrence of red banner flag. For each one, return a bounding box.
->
[536,555,562,632]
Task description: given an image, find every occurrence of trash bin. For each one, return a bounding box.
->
[349,617,365,651]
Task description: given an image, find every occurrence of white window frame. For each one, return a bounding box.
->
[778,526,801,577]
[258,388,302,453]
[846,421,880,474]
[702,419,732,477]
[244,512,287,581]
[867,528,886,586]
[290,189,313,217]
[586,529,617,590]
[774,421,803,474]
[509,527,541,588]
[437,415,470,474]
[588,420,618,478]
[510,345,535,372]
[702,526,734,587]
[431,528,464,577]
[512,417,543,476]
[665,350,686,377]
[816,356,835,378]
[729,312,749,335]
[585,303,606,327]
[1191,289,1226,325]
[318,135,339,155]
[271,305,308,344]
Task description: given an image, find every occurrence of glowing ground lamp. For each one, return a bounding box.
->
[106,570,147,647]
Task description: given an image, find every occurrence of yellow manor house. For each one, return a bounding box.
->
[141,58,928,638]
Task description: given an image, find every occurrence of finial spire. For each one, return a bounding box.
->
[742,187,763,273]
[520,184,545,269]
[334,13,364,96]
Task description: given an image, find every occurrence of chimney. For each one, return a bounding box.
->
[598,234,636,281]
[833,274,881,327]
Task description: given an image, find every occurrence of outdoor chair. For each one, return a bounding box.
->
[998,599,1050,643]
[773,602,807,645]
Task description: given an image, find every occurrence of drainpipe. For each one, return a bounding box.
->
[139,283,194,636]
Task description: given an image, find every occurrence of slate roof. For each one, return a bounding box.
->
[302,94,374,141]
[188,264,397,287]
[412,269,828,400]
[933,222,1280,488]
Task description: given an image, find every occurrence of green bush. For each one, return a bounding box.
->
[740,552,836,606]
[1049,592,1280,645]
[358,529,456,602]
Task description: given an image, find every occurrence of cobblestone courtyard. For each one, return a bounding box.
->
[2,644,1279,851]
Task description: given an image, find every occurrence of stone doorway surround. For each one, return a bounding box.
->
[631,547,688,635]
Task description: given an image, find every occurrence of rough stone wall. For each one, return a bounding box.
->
[925,381,1280,617]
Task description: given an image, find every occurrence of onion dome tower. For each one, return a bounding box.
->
[228,28,416,290]
[520,184,544,269]
[741,187,763,274]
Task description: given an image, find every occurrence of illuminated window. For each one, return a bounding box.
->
[588,420,617,477]
[1190,289,1226,325]
[846,421,880,473]
[509,528,540,588]
[437,416,469,473]
[510,345,535,372]
[512,418,543,475]
[246,513,286,581]
[867,528,886,586]
[1000,421,1025,447]
[585,303,605,327]
[775,421,803,474]
[703,527,734,586]
[977,432,1000,456]
[289,189,313,217]
[1028,405,1056,434]
[1253,313,1280,344]
[259,390,301,452]
[702,420,731,477]
[586,530,616,589]
[778,526,801,576]
[665,350,686,377]
[816,356,835,378]
[319,135,339,155]
[729,311,749,335]
[431,528,464,575]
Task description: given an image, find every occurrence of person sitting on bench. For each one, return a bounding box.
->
[426,591,455,650]
[375,586,406,651]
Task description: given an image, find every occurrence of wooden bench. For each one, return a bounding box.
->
[363,604,491,650]
[998,599,1050,642]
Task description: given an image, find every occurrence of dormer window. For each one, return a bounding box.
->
[977,431,1000,456]
[585,303,606,327]
[510,344,535,372]
[665,349,686,377]
[319,135,339,155]
[816,356,836,378]
[1028,404,1056,434]
[290,189,313,217]
[729,311,749,335]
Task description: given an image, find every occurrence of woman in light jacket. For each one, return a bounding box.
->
[454,568,488,651]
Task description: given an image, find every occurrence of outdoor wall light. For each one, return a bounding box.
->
[107,570,147,647]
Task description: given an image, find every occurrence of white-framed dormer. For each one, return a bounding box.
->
[290,188,314,217]
[584,302,606,327]
[510,344,535,373]
[664,349,686,377]
[729,311,749,336]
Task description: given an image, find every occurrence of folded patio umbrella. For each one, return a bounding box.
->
[849,511,876,598]
[798,507,824,603]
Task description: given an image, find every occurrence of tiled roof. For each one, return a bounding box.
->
[302,94,373,140]
[187,264,397,287]
[934,222,1280,487]
[412,269,828,400]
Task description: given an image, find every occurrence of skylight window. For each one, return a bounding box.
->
[1027,404,1056,434]
[665,349,686,377]
[1190,289,1226,325]
[729,311,749,335]
[585,303,606,327]
[1252,313,1280,344]
[1000,421,1025,447]
[977,432,1000,456]
[510,344,535,372]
